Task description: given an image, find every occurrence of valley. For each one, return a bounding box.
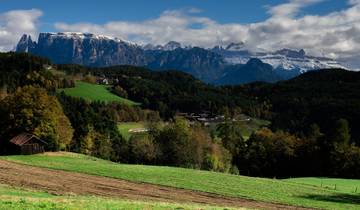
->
[1,32,360,210]
[1,0,360,209]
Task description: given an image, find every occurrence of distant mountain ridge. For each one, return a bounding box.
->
[17,33,146,66]
[211,43,345,73]
[16,32,347,85]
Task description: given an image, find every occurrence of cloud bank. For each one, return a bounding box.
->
[0,9,42,51]
[1,1,360,68]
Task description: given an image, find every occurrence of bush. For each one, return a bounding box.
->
[204,142,232,173]
[113,85,128,98]
[129,135,158,164]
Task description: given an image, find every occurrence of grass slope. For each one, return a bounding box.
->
[0,184,232,210]
[117,122,146,140]
[2,152,360,209]
[58,81,140,105]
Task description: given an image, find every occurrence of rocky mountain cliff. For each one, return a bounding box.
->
[145,47,226,82]
[20,32,147,66]
[16,34,36,52]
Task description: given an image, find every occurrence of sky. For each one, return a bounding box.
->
[0,0,359,67]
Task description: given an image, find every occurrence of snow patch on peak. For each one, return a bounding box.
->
[142,41,182,51]
[217,46,347,73]
[38,32,136,46]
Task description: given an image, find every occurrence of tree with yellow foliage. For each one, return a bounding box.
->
[0,86,73,151]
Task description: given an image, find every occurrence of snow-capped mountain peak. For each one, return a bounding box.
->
[212,45,347,74]
[142,41,182,51]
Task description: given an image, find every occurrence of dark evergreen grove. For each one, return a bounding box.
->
[1,52,360,178]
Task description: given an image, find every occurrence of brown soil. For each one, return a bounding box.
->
[0,160,310,209]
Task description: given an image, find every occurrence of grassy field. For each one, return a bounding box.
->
[2,152,360,209]
[0,184,233,210]
[58,81,140,105]
[117,122,146,140]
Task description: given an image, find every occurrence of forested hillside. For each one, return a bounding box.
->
[234,69,360,143]
[1,52,360,178]
[58,64,263,119]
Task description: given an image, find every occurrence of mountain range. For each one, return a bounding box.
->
[16,32,347,85]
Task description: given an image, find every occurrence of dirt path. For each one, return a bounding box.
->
[0,160,310,209]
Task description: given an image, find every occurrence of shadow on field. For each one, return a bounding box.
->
[299,193,360,204]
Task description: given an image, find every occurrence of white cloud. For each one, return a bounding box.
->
[349,0,360,5]
[0,9,42,51]
[187,7,203,14]
[55,9,248,47]
[267,0,323,18]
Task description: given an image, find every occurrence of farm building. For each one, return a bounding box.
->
[8,133,47,155]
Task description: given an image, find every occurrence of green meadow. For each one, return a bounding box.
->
[2,152,360,209]
[58,81,140,105]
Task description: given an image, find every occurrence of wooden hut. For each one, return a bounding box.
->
[8,133,47,155]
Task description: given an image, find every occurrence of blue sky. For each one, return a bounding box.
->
[0,0,359,68]
[0,0,349,31]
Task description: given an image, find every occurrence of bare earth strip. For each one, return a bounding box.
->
[0,160,310,210]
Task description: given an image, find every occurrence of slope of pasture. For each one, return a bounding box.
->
[2,152,360,209]
[58,81,140,105]
[0,159,291,209]
[0,184,233,210]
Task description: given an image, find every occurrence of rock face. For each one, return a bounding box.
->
[16,32,347,85]
[16,34,36,52]
[146,47,226,82]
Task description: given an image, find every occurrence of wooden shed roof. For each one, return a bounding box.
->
[9,133,47,146]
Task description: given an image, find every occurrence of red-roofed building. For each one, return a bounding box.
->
[8,133,47,155]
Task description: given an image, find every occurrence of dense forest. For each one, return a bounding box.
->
[1,52,360,178]
[229,69,360,143]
